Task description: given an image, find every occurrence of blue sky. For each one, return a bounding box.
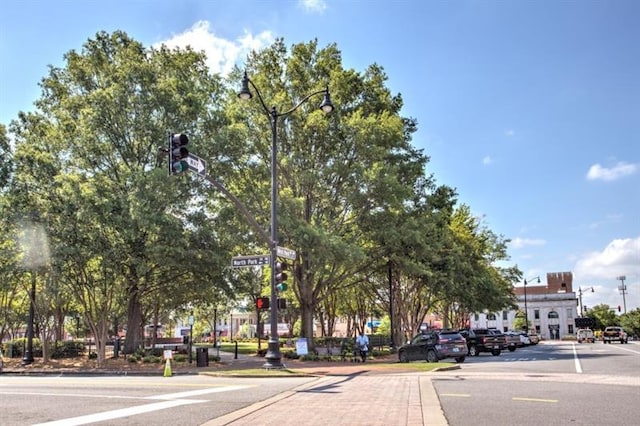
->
[1,0,638,311]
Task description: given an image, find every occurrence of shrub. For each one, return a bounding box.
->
[142,355,161,364]
[146,348,164,357]
[283,350,299,359]
[51,341,84,359]
[299,353,319,361]
[173,354,188,363]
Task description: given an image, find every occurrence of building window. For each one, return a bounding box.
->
[534,310,540,320]
[503,311,508,320]
[568,325,574,334]
[535,325,540,333]
[567,308,573,319]
[474,313,479,321]
[503,326,508,332]
[548,311,559,319]
[487,313,496,320]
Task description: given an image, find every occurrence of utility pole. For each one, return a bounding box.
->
[617,276,627,314]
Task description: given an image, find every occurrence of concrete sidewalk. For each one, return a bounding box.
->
[204,370,448,426]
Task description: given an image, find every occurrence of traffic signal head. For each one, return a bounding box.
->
[169,133,189,174]
[277,298,287,310]
[256,296,270,310]
[618,305,621,312]
[275,261,288,291]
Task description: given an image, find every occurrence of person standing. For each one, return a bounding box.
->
[355,331,369,362]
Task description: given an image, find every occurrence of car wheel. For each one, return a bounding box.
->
[399,351,408,363]
[455,356,465,363]
[469,345,479,357]
[491,349,501,356]
[426,350,438,363]
[508,346,516,352]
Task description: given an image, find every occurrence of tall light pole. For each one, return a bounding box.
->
[577,286,594,317]
[617,275,627,314]
[22,271,36,365]
[239,71,334,368]
[522,276,540,333]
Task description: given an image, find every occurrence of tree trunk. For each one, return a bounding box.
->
[123,283,142,354]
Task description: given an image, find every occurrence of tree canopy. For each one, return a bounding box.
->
[0,31,521,363]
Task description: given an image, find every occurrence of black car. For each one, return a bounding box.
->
[398,330,468,363]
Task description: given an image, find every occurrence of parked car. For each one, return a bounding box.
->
[459,328,504,356]
[527,333,540,345]
[504,331,531,348]
[502,331,521,351]
[398,330,468,363]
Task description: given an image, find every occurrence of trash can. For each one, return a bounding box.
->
[196,347,208,367]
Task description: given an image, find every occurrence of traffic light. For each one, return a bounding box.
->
[277,298,287,310]
[275,261,288,291]
[618,305,621,312]
[169,133,189,174]
[256,297,270,310]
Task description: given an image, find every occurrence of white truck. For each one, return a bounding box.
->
[576,328,595,343]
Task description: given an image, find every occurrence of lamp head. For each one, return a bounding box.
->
[238,70,252,100]
[319,86,334,113]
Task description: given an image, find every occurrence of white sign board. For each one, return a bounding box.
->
[163,350,173,360]
[296,337,308,356]
[277,246,296,260]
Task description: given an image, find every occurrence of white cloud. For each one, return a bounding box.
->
[573,236,640,310]
[299,0,327,13]
[574,237,640,277]
[482,155,492,165]
[586,161,638,182]
[154,21,274,76]
[510,237,546,249]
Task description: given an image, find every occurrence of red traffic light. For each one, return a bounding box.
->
[256,296,270,310]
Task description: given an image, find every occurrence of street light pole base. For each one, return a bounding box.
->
[262,339,285,369]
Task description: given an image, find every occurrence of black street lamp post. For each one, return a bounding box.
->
[22,271,37,365]
[522,276,540,333]
[239,71,333,368]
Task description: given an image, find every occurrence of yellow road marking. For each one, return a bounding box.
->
[513,397,557,403]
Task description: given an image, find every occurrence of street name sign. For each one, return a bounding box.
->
[186,153,207,176]
[231,254,271,268]
[277,246,296,260]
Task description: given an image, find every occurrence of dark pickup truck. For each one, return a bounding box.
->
[460,328,505,356]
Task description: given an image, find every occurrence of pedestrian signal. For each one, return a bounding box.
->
[256,297,270,310]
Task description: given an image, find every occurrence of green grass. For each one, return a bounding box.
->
[216,341,261,355]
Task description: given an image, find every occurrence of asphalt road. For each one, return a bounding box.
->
[0,375,316,426]
[0,341,638,425]
[433,340,640,426]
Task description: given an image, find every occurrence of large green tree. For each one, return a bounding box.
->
[219,39,436,346]
[6,31,230,361]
